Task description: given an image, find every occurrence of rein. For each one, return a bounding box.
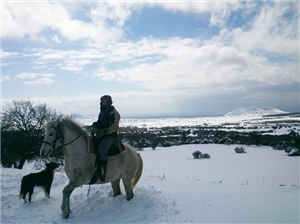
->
[43,128,82,152]
[58,134,82,149]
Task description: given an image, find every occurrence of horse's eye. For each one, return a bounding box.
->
[49,133,54,137]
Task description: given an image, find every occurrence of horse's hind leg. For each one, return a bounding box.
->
[122,178,134,201]
[61,184,75,218]
[111,178,121,197]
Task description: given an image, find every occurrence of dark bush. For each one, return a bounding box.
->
[288,148,300,156]
[199,153,211,159]
[120,125,299,155]
[1,99,60,169]
[192,151,210,159]
[234,146,246,153]
[192,150,202,159]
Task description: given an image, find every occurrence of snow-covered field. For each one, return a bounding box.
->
[76,113,300,135]
[1,144,299,223]
[76,114,291,128]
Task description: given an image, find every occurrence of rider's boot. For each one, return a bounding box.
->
[99,160,108,182]
[89,160,107,184]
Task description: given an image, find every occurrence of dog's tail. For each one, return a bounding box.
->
[19,177,25,200]
[19,193,24,200]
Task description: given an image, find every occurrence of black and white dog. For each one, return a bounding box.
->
[19,162,59,203]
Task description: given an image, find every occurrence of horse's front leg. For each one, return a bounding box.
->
[61,183,76,218]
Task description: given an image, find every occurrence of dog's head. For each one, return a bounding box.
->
[45,162,60,171]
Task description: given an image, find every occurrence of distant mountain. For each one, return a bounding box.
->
[225,106,288,116]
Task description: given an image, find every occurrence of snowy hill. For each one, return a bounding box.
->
[225,106,287,116]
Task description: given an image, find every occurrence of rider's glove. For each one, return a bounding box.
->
[92,122,98,128]
[96,129,106,138]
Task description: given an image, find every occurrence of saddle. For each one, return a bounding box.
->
[90,137,125,157]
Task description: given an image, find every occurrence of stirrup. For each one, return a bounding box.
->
[99,174,106,182]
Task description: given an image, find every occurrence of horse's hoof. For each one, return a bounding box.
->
[113,192,122,198]
[62,211,70,219]
[126,190,134,201]
[126,194,134,201]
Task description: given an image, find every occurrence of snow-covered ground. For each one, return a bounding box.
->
[1,144,299,223]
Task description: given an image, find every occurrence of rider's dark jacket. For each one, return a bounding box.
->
[94,106,120,138]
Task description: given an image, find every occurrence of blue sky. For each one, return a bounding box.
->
[1,1,299,117]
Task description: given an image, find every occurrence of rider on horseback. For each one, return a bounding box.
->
[90,95,120,183]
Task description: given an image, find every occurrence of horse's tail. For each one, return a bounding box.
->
[132,153,143,189]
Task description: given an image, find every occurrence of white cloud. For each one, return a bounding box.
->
[20,32,298,93]
[60,66,82,72]
[148,1,246,28]
[40,53,65,60]
[1,1,251,45]
[91,2,132,26]
[150,1,239,13]
[2,2,64,39]
[225,2,299,57]
[24,77,55,86]
[67,59,93,67]
[0,75,11,83]
[1,49,19,58]
[52,35,62,43]
[2,2,123,45]
[60,59,93,72]
[92,37,298,92]
[16,73,55,85]
[33,65,48,70]
[25,48,101,72]
[16,73,55,79]
[210,8,231,27]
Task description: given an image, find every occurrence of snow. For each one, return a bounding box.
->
[74,106,290,127]
[75,112,300,135]
[1,144,299,223]
[77,115,255,128]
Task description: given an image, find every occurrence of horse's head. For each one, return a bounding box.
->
[40,119,64,157]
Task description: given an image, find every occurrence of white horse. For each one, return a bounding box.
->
[40,118,143,218]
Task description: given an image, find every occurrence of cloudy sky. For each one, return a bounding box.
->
[1,0,299,117]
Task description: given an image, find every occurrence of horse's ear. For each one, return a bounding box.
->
[57,115,63,122]
[56,115,65,132]
[57,118,61,127]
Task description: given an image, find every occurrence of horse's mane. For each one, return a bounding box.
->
[47,116,88,141]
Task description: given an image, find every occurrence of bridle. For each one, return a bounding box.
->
[42,125,81,152]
